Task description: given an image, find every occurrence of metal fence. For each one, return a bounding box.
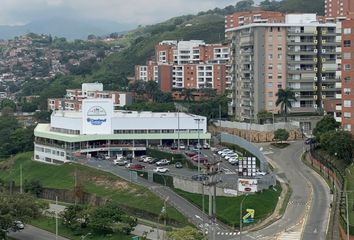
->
[220,133,268,172]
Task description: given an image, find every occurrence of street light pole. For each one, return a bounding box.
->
[177,110,180,152]
[346,192,350,240]
[194,118,204,175]
[240,194,248,240]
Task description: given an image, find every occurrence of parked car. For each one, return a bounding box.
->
[156,159,170,166]
[126,164,145,170]
[14,221,24,230]
[113,158,128,166]
[221,151,234,157]
[192,174,209,181]
[143,157,153,163]
[256,171,267,176]
[153,167,169,173]
[185,151,197,157]
[224,153,238,160]
[171,144,178,150]
[228,158,239,165]
[148,158,159,164]
[305,138,315,145]
[191,155,208,163]
[179,144,186,150]
[203,143,210,149]
[175,162,183,168]
[217,148,230,155]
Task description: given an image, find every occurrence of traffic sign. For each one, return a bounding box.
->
[243,219,255,224]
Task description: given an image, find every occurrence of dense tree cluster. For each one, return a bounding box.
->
[61,202,137,235]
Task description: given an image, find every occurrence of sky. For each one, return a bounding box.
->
[0,0,244,26]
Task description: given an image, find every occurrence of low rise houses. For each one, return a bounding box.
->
[48,83,133,111]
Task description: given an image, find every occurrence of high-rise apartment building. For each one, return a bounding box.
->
[135,40,231,93]
[227,13,341,122]
[325,0,354,18]
[323,0,354,134]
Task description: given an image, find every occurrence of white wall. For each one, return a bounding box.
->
[82,99,113,134]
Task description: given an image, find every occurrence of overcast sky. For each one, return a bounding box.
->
[0,0,243,26]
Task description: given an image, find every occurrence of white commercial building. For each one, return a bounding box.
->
[34,98,210,164]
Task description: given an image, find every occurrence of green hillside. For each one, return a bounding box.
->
[20,0,325,108]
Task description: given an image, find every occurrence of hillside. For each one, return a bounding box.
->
[20,0,325,108]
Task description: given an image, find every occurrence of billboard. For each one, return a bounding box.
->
[238,178,258,192]
[238,157,257,177]
[82,99,113,134]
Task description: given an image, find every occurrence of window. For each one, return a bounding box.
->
[344,124,352,131]
[344,64,351,71]
[344,40,351,47]
[277,83,282,88]
[344,112,351,118]
[267,82,273,88]
[344,88,351,94]
[344,100,352,107]
[268,74,273,79]
[268,64,273,70]
[344,77,351,83]
[277,54,282,60]
[268,101,273,107]
[277,64,282,71]
[268,92,273,97]
[344,28,352,34]
[268,54,273,60]
[344,52,351,60]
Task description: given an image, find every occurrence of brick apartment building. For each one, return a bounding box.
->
[323,0,354,134]
[226,11,341,126]
[48,83,132,111]
[135,40,231,93]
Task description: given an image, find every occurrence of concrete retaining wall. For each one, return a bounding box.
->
[173,177,239,197]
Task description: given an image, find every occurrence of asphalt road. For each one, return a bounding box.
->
[238,141,330,240]
[8,225,68,240]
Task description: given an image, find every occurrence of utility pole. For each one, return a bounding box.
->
[20,164,23,194]
[205,160,222,240]
[194,118,204,175]
[346,192,349,240]
[55,196,58,240]
[177,110,180,151]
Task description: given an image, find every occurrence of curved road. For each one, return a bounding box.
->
[241,141,331,240]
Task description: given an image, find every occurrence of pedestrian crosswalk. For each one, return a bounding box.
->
[277,231,302,240]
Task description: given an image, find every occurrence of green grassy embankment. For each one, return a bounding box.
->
[0,152,188,226]
[174,183,281,227]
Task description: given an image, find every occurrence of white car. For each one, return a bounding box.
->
[143,157,152,163]
[256,171,267,176]
[153,167,169,173]
[225,153,238,160]
[229,158,239,165]
[221,151,234,157]
[179,144,186,150]
[113,159,128,166]
[218,149,230,155]
[156,159,171,166]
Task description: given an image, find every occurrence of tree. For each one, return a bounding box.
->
[0,193,48,238]
[275,88,297,122]
[257,110,273,124]
[24,180,43,197]
[181,89,195,103]
[88,202,136,234]
[273,129,289,143]
[0,99,16,112]
[260,0,281,11]
[235,0,254,12]
[167,226,206,240]
[61,205,89,232]
[320,130,354,165]
[313,115,340,141]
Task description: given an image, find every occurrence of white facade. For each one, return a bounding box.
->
[35,99,210,164]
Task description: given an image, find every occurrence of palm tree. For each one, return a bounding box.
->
[275,88,297,122]
[181,88,195,103]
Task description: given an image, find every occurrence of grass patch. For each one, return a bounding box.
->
[0,152,188,226]
[30,216,132,240]
[345,164,354,233]
[270,143,290,149]
[279,184,292,215]
[147,148,197,169]
[174,183,281,227]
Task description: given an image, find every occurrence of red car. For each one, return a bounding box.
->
[191,155,208,163]
[185,151,197,157]
[126,163,145,170]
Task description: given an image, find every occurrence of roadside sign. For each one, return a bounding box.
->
[132,236,140,240]
[243,219,255,224]
[242,208,255,224]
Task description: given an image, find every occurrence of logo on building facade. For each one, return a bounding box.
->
[87,106,107,125]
